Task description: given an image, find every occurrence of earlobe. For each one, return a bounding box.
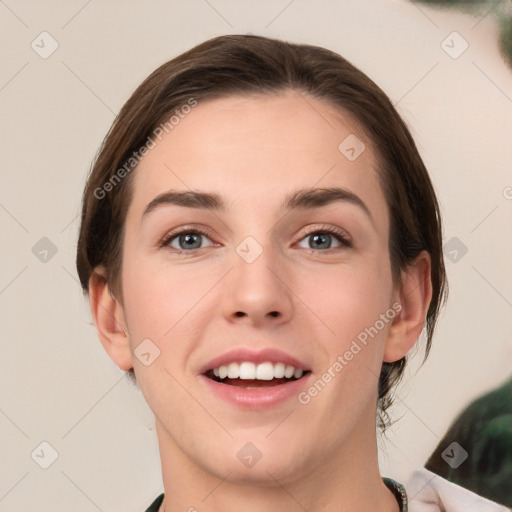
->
[383,251,433,363]
[88,267,133,371]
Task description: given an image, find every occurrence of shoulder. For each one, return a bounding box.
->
[406,468,511,512]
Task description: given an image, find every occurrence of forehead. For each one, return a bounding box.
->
[128,91,387,229]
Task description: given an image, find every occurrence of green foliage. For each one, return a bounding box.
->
[413,0,512,67]
[498,13,512,66]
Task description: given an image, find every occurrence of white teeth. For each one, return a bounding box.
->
[256,362,274,380]
[227,362,239,379]
[273,362,285,378]
[284,365,295,378]
[239,362,256,379]
[210,361,306,380]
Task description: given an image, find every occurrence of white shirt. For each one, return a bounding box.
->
[406,468,510,511]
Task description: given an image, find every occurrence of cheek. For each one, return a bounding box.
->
[299,261,394,408]
[299,264,395,410]
[120,250,218,341]
[303,257,394,340]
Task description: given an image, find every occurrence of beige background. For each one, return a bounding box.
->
[1,0,511,510]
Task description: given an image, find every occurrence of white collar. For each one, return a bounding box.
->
[406,467,510,512]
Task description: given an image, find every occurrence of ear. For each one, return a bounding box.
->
[384,250,433,362]
[88,267,133,371]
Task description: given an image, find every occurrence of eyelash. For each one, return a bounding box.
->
[159,224,352,255]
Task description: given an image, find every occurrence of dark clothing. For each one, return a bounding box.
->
[145,478,408,511]
[145,492,163,512]
[425,376,512,507]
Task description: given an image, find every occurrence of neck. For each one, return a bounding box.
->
[155,405,399,512]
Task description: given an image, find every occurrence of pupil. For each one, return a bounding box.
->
[181,233,201,249]
[311,233,330,249]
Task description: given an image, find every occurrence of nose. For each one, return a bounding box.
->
[221,241,294,328]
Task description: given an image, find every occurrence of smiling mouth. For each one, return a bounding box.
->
[204,369,312,388]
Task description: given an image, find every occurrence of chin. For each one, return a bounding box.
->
[199,436,311,486]
[217,459,303,487]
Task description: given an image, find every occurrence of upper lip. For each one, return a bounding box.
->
[198,347,311,375]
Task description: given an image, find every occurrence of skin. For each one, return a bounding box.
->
[89,90,432,512]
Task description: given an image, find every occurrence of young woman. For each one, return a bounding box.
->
[75,34,508,512]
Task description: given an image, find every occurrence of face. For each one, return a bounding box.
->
[116,91,400,484]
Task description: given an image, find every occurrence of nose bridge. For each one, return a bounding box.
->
[223,232,293,324]
[235,235,279,290]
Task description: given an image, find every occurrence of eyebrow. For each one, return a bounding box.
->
[141,187,374,224]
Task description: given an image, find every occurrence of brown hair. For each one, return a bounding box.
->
[76,34,447,430]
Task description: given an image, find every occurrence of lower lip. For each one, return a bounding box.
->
[198,374,312,409]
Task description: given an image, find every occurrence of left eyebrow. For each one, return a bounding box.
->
[283,187,373,224]
[141,186,374,226]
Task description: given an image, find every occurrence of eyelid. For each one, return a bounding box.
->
[297,224,352,247]
[302,224,352,242]
[159,224,217,249]
[159,223,353,252]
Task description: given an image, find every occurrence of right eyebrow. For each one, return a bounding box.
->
[141,186,375,227]
[142,190,224,220]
